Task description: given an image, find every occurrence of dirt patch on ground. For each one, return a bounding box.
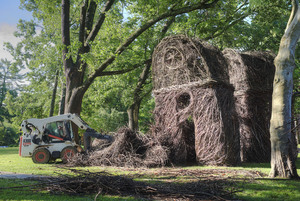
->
[0,171,50,179]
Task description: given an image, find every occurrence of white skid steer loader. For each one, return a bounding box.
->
[19,113,112,163]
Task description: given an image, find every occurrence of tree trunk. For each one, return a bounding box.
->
[62,0,85,144]
[127,100,141,131]
[58,83,66,115]
[270,56,299,178]
[269,0,300,178]
[127,62,151,131]
[49,70,59,117]
[64,75,86,144]
[126,17,175,130]
[0,70,7,107]
[296,114,300,144]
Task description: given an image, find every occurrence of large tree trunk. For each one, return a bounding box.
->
[64,82,84,115]
[62,0,85,144]
[269,0,300,178]
[64,73,86,144]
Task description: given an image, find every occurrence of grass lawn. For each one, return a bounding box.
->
[1,147,300,200]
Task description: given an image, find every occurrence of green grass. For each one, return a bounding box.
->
[0,147,67,175]
[235,152,300,201]
[237,178,300,201]
[1,147,300,201]
[0,147,121,176]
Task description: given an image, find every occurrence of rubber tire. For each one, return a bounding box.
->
[32,148,51,164]
[61,146,77,163]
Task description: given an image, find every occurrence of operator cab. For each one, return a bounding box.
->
[43,120,73,143]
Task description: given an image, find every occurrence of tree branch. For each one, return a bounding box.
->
[282,0,300,57]
[85,0,115,45]
[85,0,98,36]
[61,0,74,69]
[76,0,98,75]
[287,0,299,28]
[114,0,219,56]
[78,0,88,44]
[161,16,176,37]
[131,16,175,104]
[204,13,249,40]
[83,0,219,90]
[133,62,151,101]
[99,59,152,76]
[76,0,89,66]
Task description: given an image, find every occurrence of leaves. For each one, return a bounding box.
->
[1,0,299,140]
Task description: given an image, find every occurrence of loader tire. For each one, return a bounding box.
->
[32,148,51,164]
[61,146,77,163]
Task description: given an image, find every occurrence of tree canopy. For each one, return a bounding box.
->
[1,0,299,152]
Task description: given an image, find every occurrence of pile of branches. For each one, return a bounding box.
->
[67,127,169,168]
[29,169,245,200]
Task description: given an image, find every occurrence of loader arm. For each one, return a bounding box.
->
[68,114,113,151]
[21,114,91,135]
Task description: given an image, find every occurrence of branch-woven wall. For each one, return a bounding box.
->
[223,49,275,162]
[152,35,275,165]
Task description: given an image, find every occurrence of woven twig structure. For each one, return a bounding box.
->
[223,49,275,162]
[152,35,275,165]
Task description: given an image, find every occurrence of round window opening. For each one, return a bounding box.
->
[177,92,191,110]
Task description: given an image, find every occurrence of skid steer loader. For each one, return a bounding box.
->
[19,113,112,163]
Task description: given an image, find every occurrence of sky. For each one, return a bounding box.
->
[0,0,33,61]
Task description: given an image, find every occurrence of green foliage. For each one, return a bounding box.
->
[82,75,130,132]
[294,61,300,114]
[138,96,155,133]
[0,58,21,146]
[0,126,19,146]
[3,0,299,134]
[171,0,250,47]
